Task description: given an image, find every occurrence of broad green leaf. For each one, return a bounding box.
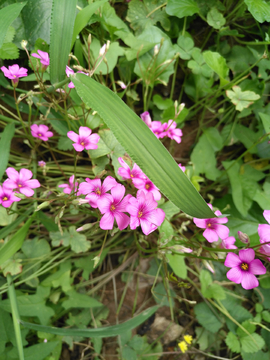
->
[0,286,55,325]
[36,211,59,232]
[244,0,270,22]
[188,48,213,77]
[22,238,51,259]
[0,207,11,226]
[57,136,73,151]
[237,320,256,338]
[62,290,102,310]
[225,332,241,353]
[166,0,199,18]
[0,2,26,48]
[72,74,215,218]
[21,306,159,337]
[203,50,229,85]
[50,0,77,84]
[191,128,222,181]
[0,214,34,267]
[127,0,170,34]
[234,124,259,154]
[200,270,226,300]
[241,351,270,360]
[71,0,108,49]
[74,248,109,280]
[23,341,59,360]
[259,112,270,140]
[166,253,187,279]
[0,207,33,240]
[240,333,265,353]
[69,226,91,253]
[118,30,156,61]
[1,258,22,276]
[0,122,15,181]
[153,282,175,307]
[226,86,260,111]
[174,34,194,60]
[0,42,19,60]
[159,201,179,220]
[207,7,226,29]
[153,94,173,110]
[41,261,72,293]
[194,302,222,333]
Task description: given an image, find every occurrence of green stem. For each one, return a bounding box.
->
[170,56,179,100]
[7,274,25,360]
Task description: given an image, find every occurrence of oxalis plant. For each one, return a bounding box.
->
[1,0,270,359]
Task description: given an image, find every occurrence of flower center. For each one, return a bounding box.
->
[138,211,143,218]
[2,197,8,201]
[110,205,116,211]
[207,223,212,228]
[80,142,85,146]
[145,184,150,189]
[95,188,101,195]
[241,263,249,271]
[38,133,42,136]
[130,174,133,178]
[18,184,22,188]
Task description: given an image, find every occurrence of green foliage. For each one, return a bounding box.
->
[166,254,187,279]
[244,0,270,22]
[0,123,15,182]
[50,226,91,253]
[226,86,260,111]
[207,7,226,29]
[166,0,199,18]
[226,332,241,353]
[200,270,226,300]
[174,34,194,60]
[194,302,223,333]
[120,333,162,360]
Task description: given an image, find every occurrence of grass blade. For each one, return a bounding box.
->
[0,122,15,181]
[70,0,108,50]
[0,214,35,266]
[7,274,25,360]
[50,0,77,84]
[0,2,26,48]
[72,74,214,219]
[21,306,158,338]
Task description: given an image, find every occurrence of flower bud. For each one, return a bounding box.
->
[170,245,193,253]
[21,40,28,49]
[99,44,106,56]
[35,201,50,211]
[14,192,26,199]
[154,45,159,56]
[203,260,215,274]
[76,223,96,232]
[238,231,250,245]
[87,34,92,45]
[93,255,100,268]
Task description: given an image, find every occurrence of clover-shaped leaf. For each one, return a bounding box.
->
[207,7,226,29]
[174,34,194,60]
[69,226,91,253]
[188,48,212,77]
[226,86,260,111]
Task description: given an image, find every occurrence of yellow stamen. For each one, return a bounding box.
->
[18,184,22,188]
[2,197,8,201]
[138,211,143,218]
[130,174,133,177]
[38,133,42,136]
[145,184,150,189]
[241,262,249,271]
[95,188,101,195]
[80,142,85,146]
[207,223,212,227]
[110,205,115,211]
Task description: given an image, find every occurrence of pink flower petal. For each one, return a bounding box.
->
[20,168,33,182]
[67,131,79,142]
[241,272,259,290]
[73,143,84,152]
[102,176,117,193]
[249,259,266,275]
[215,224,230,240]
[100,212,115,230]
[224,253,241,268]
[20,187,34,197]
[130,215,140,230]
[140,219,157,235]
[6,167,19,182]
[79,126,92,138]
[263,210,270,224]
[258,224,270,242]
[193,218,207,229]
[226,267,243,284]
[85,192,99,208]
[97,194,113,213]
[114,212,129,230]
[111,184,125,204]
[239,248,255,263]
[203,228,219,242]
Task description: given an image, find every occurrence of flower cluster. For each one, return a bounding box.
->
[140,111,183,143]
[0,168,40,208]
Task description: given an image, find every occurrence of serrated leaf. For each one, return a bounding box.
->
[226,86,260,111]
[194,302,222,333]
[166,0,199,18]
[259,112,270,140]
[237,320,256,337]
[0,2,26,48]
[203,50,229,85]
[1,258,22,276]
[225,332,240,353]
[50,0,77,84]
[72,74,215,218]
[200,270,226,300]
[188,48,213,77]
[50,229,70,247]
[207,7,226,29]
[69,226,91,253]
[0,43,19,60]
[3,26,15,43]
[240,333,265,353]
[22,238,51,259]
[244,0,270,22]
[57,136,74,151]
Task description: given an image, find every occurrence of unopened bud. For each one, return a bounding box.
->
[203,260,215,274]
[76,222,96,232]
[99,44,106,56]
[93,255,100,268]
[72,198,89,205]
[170,245,193,253]
[178,103,185,113]
[14,192,26,199]
[21,40,28,49]
[154,45,159,56]
[106,40,110,51]
[35,201,50,211]
[117,81,127,89]
[87,34,92,45]
[238,231,250,245]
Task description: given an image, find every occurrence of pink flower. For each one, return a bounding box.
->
[140,111,152,128]
[97,184,131,230]
[118,157,145,181]
[31,50,50,70]
[126,190,165,235]
[38,161,46,167]
[31,124,53,141]
[221,236,237,250]
[132,177,161,201]
[67,126,100,152]
[79,176,117,208]
[0,185,21,208]
[163,120,183,143]
[59,175,80,195]
[3,167,40,197]
[151,121,167,139]
[178,163,186,172]
[66,66,75,88]
[224,249,266,290]
[1,64,28,85]
[258,210,270,261]
[193,204,229,243]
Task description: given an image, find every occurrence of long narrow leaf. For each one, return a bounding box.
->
[73,74,214,219]
[21,305,158,337]
[0,214,35,266]
[50,0,77,84]
[0,122,15,181]
[70,0,108,50]
[0,2,26,48]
